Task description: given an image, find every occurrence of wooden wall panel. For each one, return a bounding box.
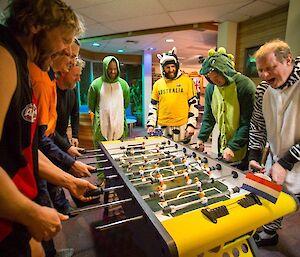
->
[235,5,288,84]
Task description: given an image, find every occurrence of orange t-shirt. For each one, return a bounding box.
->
[29,63,57,136]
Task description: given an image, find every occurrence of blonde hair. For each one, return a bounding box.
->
[255,39,292,63]
[4,0,84,36]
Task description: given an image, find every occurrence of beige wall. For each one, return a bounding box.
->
[235,5,288,85]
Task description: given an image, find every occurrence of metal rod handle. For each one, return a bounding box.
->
[94,215,144,231]
[69,198,132,216]
[76,153,104,159]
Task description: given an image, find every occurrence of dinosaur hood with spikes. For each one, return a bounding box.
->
[199,47,237,85]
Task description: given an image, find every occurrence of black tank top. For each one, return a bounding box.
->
[0,24,38,241]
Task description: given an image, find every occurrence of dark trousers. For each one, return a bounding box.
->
[36,178,57,257]
[0,224,31,257]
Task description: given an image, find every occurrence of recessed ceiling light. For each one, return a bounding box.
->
[166,39,174,43]
[117,49,124,53]
[92,42,100,47]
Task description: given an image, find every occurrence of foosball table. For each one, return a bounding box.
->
[74,136,298,257]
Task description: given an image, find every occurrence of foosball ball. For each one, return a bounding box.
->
[74,136,298,257]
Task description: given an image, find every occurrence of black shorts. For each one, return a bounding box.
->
[0,224,31,257]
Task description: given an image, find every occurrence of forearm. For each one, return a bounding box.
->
[187,95,198,128]
[38,150,74,189]
[197,111,215,142]
[227,123,249,151]
[278,143,300,170]
[53,131,71,152]
[39,127,74,170]
[147,99,158,127]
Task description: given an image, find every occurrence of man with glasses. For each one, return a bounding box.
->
[197,48,256,170]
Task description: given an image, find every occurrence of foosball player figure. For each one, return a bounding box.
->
[168,161,178,175]
[201,196,208,206]
[182,169,192,185]
[141,142,146,150]
[199,190,206,199]
[157,172,167,190]
[181,156,187,166]
[206,167,212,177]
[155,144,160,152]
[195,156,202,165]
[130,147,135,156]
[157,186,167,207]
[154,163,161,173]
[157,157,162,164]
[138,165,146,182]
[183,156,190,168]
[194,177,203,192]
[127,161,133,171]
[187,165,192,173]
[201,163,211,176]
[170,155,176,163]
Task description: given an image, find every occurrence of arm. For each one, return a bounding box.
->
[278,143,300,171]
[227,76,256,151]
[146,83,159,128]
[0,47,66,243]
[87,80,97,114]
[270,142,300,184]
[0,46,17,140]
[197,84,216,142]
[39,125,93,177]
[186,78,198,129]
[0,167,68,241]
[38,150,96,200]
[121,79,130,109]
[53,130,71,152]
[39,125,75,171]
[248,82,269,164]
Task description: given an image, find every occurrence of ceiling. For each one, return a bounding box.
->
[0,0,289,67]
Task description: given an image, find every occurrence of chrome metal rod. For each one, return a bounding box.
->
[86,159,108,165]
[69,198,133,215]
[94,215,144,231]
[106,174,118,179]
[95,166,113,171]
[108,141,167,152]
[103,185,125,192]
[80,149,102,154]
[76,153,104,159]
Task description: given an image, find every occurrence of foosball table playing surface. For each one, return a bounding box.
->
[78,136,298,257]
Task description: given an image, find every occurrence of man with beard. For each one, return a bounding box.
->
[30,39,93,180]
[0,1,96,256]
[248,39,300,247]
[54,58,85,156]
[147,47,198,142]
[29,39,91,257]
[88,56,130,184]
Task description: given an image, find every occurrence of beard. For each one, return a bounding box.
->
[164,70,177,79]
[32,30,53,71]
